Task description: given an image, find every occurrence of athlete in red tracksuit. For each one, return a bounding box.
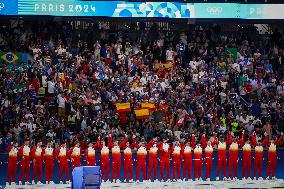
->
[55,142,70,184]
[31,142,44,184]
[98,138,110,182]
[216,139,227,181]
[147,138,158,181]
[182,141,192,181]
[108,134,127,182]
[133,138,148,182]
[254,142,263,180]
[201,134,207,149]
[242,140,252,180]
[85,139,100,166]
[212,133,219,148]
[226,131,233,146]
[228,138,239,180]
[69,141,81,169]
[43,142,54,184]
[266,132,283,180]
[122,136,135,182]
[205,141,213,181]
[171,141,182,181]
[6,142,18,185]
[193,143,202,181]
[18,139,31,185]
[158,138,171,181]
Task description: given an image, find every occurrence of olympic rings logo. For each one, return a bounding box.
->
[0,3,4,10]
[206,7,223,15]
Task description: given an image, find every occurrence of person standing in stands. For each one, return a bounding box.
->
[147,137,158,182]
[18,139,31,185]
[6,141,18,186]
[205,141,213,181]
[172,140,182,181]
[31,141,44,184]
[55,142,70,184]
[69,141,81,169]
[158,138,171,182]
[182,141,193,181]
[228,138,239,181]
[43,142,54,184]
[193,142,202,181]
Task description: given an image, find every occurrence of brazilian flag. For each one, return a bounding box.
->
[0,52,21,64]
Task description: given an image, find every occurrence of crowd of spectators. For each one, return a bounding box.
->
[0,20,283,151]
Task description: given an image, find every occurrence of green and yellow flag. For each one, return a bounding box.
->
[0,52,21,64]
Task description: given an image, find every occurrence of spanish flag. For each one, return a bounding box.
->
[116,103,131,113]
[140,102,156,111]
[0,52,19,64]
[134,108,150,119]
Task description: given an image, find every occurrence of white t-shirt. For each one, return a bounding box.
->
[47,81,55,94]
[57,95,66,108]
[166,50,175,61]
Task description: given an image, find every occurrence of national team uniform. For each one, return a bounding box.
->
[216,142,227,180]
[254,145,263,179]
[147,140,158,181]
[193,145,202,180]
[19,145,31,183]
[31,146,43,182]
[205,144,213,180]
[172,145,182,180]
[242,143,252,179]
[6,146,18,183]
[182,145,192,180]
[228,142,238,179]
[69,146,81,169]
[158,142,171,181]
[43,147,54,183]
[55,146,70,182]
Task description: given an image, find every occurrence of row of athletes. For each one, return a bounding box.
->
[6,131,283,186]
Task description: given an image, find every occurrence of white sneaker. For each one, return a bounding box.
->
[50,181,55,184]
[227,177,231,181]
[195,178,198,181]
[199,178,203,181]
[26,181,31,185]
[242,177,246,180]
[60,181,63,184]
[124,179,126,183]
[189,179,193,181]
[66,180,70,184]
[272,176,276,180]
[167,179,170,182]
[136,180,140,183]
[32,180,35,185]
[223,177,227,181]
[234,177,238,181]
[117,180,121,183]
[38,181,42,184]
[254,177,257,180]
[19,181,22,185]
[266,176,270,180]
[161,179,164,182]
[206,178,210,181]
[129,179,133,182]
[259,177,263,180]
[172,179,176,182]
[155,179,158,182]
[148,179,151,182]
[247,177,251,181]
[216,177,219,181]
[6,182,9,186]
[106,179,110,183]
[178,179,182,182]
[11,182,16,186]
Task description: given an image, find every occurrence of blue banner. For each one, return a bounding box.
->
[0,0,284,19]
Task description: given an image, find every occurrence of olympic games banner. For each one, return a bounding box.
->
[0,0,284,19]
